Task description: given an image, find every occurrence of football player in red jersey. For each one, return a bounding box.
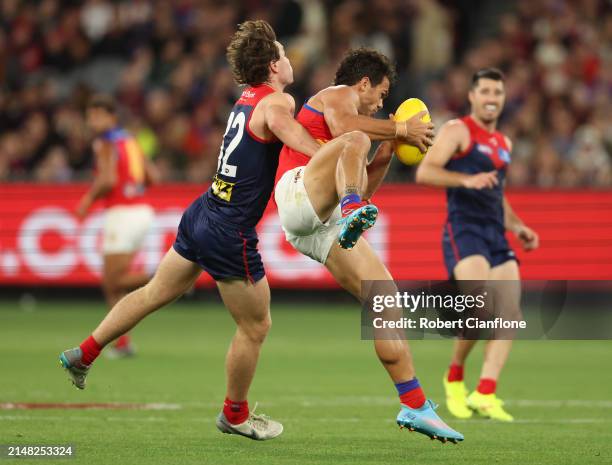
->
[416,68,539,421]
[76,96,158,357]
[274,49,464,443]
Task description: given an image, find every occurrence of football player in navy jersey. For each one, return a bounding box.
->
[416,68,539,422]
[59,20,320,441]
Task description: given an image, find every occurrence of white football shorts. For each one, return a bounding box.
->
[274,166,341,264]
[103,204,154,255]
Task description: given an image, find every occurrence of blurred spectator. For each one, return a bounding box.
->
[34,145,73,183]
[0,0,609,187]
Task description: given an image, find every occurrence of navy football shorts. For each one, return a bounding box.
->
[442,219,517,279]
[173,197,265,282]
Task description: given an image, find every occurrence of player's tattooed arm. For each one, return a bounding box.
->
[75,141,117,218]
[264,93,320,157]
[503,196,539,251]
[416,120,498,189]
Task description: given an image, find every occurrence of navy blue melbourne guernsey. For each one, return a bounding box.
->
[173,84,282,282]
[205,84,283,228]
[442,115,517,277]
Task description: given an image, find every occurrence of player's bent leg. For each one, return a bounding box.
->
[59,248,201,389]
[325,240,463,443]
[325,240,415,381]
[303,131,376,250]
[467,259,521,422]
[215,277,282,440]
[218,277,272,402]
[303,131,371,221]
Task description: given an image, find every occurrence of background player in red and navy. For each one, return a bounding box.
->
[417,68,539,421]
[60,20,320,441]
[76,96,158,357]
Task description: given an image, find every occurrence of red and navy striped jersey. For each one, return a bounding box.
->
[204,84,283,228]
[445,115,511,229]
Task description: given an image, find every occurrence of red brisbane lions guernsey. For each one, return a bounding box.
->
[99,128,148,208]
[445,115,511,230]
[275,102,332,184]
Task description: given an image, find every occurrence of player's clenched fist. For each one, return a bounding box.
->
[461,170,498,189]
[393,111,435,153]
[515,225,539,251]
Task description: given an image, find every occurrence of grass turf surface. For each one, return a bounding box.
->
[1,298,611,465]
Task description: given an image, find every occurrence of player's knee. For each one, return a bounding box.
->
[241,314,272,344]
[342,131,371,154]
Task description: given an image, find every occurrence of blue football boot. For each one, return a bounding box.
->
[397,400,464,444]
[337,204,378,250]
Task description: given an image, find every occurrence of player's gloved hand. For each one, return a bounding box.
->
[515,225,539,251]
[394,111,434,153]
[462,171,498,189]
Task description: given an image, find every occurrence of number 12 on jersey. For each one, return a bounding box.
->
[217,111,245,178]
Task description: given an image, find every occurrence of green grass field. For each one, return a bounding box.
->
[1,298,611,465]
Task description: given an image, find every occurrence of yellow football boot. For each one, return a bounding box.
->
[467,391,514,422]
[443,375,473,419]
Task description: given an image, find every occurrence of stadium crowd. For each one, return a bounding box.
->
[0,0,610,187]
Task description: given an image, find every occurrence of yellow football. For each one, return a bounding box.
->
[393,98,431,165]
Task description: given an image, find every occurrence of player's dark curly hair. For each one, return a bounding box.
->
[226,20,279,86]
[333,48,397,87]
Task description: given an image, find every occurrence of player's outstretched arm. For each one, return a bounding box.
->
[75,141,117,218]
[264,92,321,157]
[503,195,539,251]
[322,88,433,151]
[416,120,498,189]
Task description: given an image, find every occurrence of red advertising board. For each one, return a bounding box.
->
[1,184,612,287]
